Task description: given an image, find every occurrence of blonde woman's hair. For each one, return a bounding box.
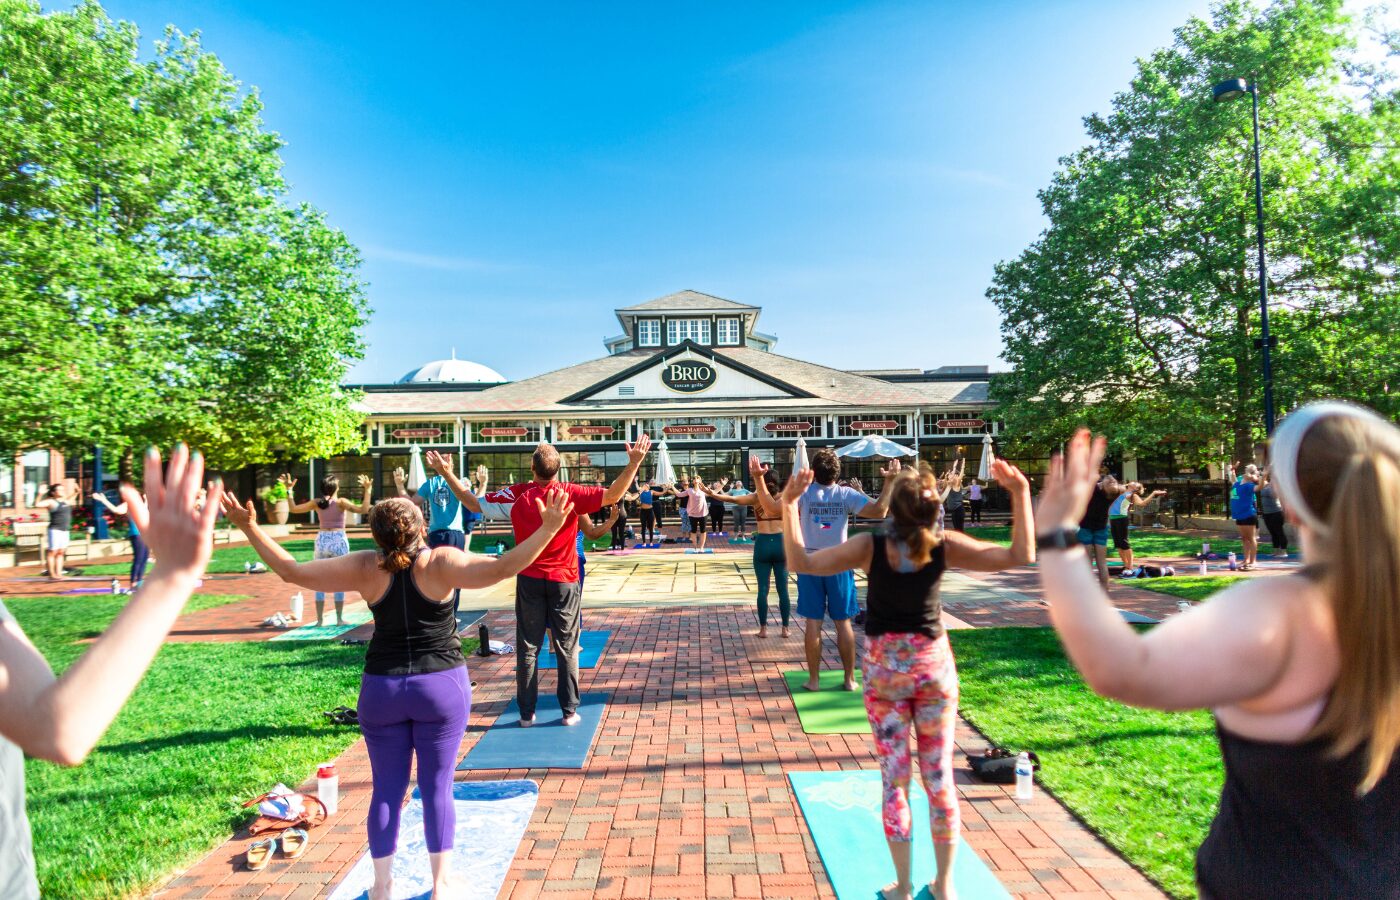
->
[887,464,943,567]
[1291,413,1400,793]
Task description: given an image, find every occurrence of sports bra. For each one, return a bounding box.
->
[318,500,346,530]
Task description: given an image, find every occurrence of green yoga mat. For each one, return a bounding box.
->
[783,670,870,734]
[789,770,1011,900]
[269,605,373,641]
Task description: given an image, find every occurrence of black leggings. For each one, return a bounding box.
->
[949,507,965,532]
[710,505,726,533]
[611,515,628,549]
[639,507,656,542]
[1263,511,1288,552]
[969,498,984,524]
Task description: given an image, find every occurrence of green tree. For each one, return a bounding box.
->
[988,0,1400,464]
[0,0,369,474]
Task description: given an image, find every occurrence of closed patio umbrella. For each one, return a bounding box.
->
[977,432,995,481]
[407,444,427,492]
[654,440,677,486]
[795,436,811,471]
[834,435,917,459]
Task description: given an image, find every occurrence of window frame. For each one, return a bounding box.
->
[716,317,741,346]
[636,319,661,347]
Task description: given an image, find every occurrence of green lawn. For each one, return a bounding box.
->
[965,525,1243,560]
[12,592,481,899]
[80,531,610,576]
[1133,575,1247,603]
[949,627,1222,899]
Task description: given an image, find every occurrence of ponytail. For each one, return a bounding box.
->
[369,497,425,574]
[316,475,339,510]
[1311,451,1400,793]
[887,466,943,567]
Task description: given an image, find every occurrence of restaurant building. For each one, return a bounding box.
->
[324,291,1000,496]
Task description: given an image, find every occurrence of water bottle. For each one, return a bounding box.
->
[477,623,491,657]
[1178,600,1192,614]
[245,561,253,574]
[1228,551,1237,571]
[1198,559,1208,576]
[290,592,304,622]
[316,763,339,815]
[111,578,121,594]
[1201,541,1210,557]
[1015,752,1034,801]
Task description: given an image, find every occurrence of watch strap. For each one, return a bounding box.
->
[1036,528,1081,551]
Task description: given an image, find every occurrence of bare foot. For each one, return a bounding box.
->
[782,626,791,638]
[369,879,392,900]
[880,882,914,900]
[802,679,820,692]
[433,871,459,898]
[931,878,957,900]
[757,627,768,638]
[315,618,324,627]
[842,678,858,691]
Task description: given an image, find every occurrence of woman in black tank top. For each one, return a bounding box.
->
[221,490,575,900]
[1036,405,1400,899]
[780,461,1035,900]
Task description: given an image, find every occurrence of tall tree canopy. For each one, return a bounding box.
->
[0,0,369,472]
[989,0,1400,463]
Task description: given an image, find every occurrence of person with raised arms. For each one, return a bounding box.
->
[33,482,77,580]
[1107,481,1165,576]
[92,481,150,591]
[0,446,219,899]
[778,459,1033,900]
[755,448,901,692]
[1034,406,1400,899]
[279,472,373,626]
[481,436,651,727]
[703,464,789,636]
[220,485,574,900]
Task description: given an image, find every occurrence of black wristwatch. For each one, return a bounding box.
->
[1036,528,1081,552]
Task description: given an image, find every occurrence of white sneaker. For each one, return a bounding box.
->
[562,712,582,726]
[519,715,535,728]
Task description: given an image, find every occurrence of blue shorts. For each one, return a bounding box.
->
[1076,527,1109,547]
[796,571,859,621]
[427,528,466,550]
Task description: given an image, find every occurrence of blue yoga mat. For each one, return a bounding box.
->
[539,630,610,670]
[327,779,537,900]
[788,770,1011,900]
[458,692,608,771]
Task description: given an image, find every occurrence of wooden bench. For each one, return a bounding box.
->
[11,522,46,565]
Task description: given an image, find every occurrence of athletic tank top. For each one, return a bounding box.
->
[318,500,346,530]
[1080,487,1113,530]
[864,534,946,640]
[1196,722,1400,899]
[639,489,653,505]
[363,555,465,676]
[47,501,71,532]
[1109,492,1132,518]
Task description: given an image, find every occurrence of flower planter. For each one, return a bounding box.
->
[265,499,290,526]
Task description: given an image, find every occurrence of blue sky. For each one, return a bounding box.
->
[94,0,1221,382]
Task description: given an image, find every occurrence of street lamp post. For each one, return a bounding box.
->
[1212,76,1277,436]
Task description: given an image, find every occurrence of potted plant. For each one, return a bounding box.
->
[261,480,291,525]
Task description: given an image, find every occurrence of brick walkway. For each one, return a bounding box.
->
[156,603,1164,900]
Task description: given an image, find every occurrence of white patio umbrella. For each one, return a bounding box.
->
[407,443,427,492]
[834,435,917,459]
[977,432,995,481]
[654,440,677,486]
[794,436,811,471]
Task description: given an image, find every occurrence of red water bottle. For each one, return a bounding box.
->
[316,763,339,814]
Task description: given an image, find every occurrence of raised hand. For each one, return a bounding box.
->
[357,474,372,491]
[475,464,488,487]
[425,450,452,476]
[392,467,406,486]
[625,433,652,464]
[781,469,814,505]
[748,454,769,480]
[278,473,297,491]
[1037,428,1107,531]
[124,446,220,579]
[879,459,903,479]
[218,491,257,529]
[536,488,576,533]
[990,458,1030,494]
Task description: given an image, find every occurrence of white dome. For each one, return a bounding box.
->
[396,353,506,385]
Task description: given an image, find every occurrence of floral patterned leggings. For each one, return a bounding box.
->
[863,632,960,844]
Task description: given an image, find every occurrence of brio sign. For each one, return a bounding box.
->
[661,361,717,394]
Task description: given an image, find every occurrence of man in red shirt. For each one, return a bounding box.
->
[484,434,651,725]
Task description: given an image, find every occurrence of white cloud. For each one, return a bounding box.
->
[361,244,516,272]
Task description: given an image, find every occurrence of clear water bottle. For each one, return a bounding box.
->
[110,578,121,595]
[1015,752,1034,801]
[316,763,339,814]
[1201,541,1210,557]
[1228,551,1238,571]
[290,592,304,622]
[1177,600,1192,614]
[1198,559,1208,576]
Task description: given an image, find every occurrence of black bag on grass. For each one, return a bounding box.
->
[969,747,1040,784]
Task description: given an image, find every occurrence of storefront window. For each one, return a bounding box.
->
[469,420,543,445]
[640,417,738,440]
[666,318,711,345]
[553,419,627,443]
[750,414,824,439]
[835,414,909,438]
[921,411,991,437]
[22,449,49,507]
[0,465,12,508]
[464,452,535,489]
[717,318,741,345]
[379,421,456,446]
[637,320,661,347]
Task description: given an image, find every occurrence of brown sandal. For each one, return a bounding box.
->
[245,837,277,870]
[280,828,309,859]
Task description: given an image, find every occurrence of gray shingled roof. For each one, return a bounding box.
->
[617,290,757,313]
[357,345,991,417]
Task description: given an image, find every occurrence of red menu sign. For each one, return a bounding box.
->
[662,424,716,435]
[763,421,814,433]
[480,427,529,437]
[936,419,985,429]
[392,427,441,439]
[851,420,899,431]
[566,426,616,436]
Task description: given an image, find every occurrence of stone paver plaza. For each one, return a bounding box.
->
[31,543,1174,900]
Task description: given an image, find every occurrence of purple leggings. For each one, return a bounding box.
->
[357,666,470,858]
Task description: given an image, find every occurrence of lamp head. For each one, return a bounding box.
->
[1212,78,1249,102]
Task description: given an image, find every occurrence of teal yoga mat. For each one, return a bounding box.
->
[788,770,1011,900]
[539,630,610,670]
[269,605,372,641]
[326,779,537,900]
[458,692,608,771]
